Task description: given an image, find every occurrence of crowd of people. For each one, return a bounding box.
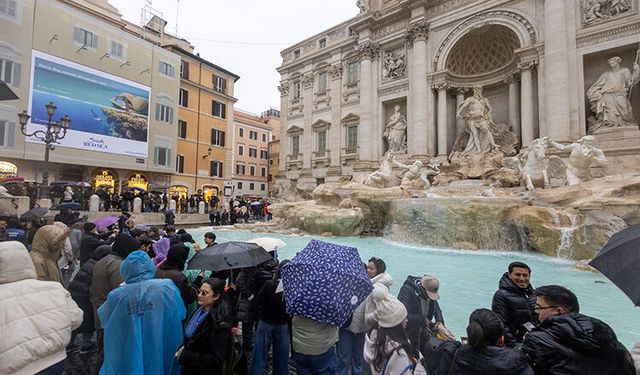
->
[1,214,639,375]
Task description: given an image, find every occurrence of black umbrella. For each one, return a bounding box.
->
[589,224,640,306]
[20,207,48,222]
[53,202,82,210]
[0,81,18,101]
[187,241,272,272]
[50,180,76,186]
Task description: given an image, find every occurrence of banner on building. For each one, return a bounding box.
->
[27,50,150,157]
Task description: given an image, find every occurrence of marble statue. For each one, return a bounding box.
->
[397,160,423,188]
[587,56,640,130]
[363,152,397,188]
[503,137,565,191]
[356,0,369,13]
[456,86,500,156]
[384,105,408,153]
[420,160,442,188]
[584,0,632,23]
[548,135,608,185]
[382,51,406,79]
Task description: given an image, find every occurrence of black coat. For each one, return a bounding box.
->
[522,312,635,375]
[69,245,111,333]
[397,275,444,356]
[491,273,537,346]
[156,244,202,309]
[79,231,113,266]
[236,258,278,322]
[179,302,233,375]
[434,341,534,375]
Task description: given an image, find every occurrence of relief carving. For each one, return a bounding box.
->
[382,50,406,80]
[583,0,632,26]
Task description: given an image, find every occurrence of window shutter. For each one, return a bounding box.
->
[221,103,226,119]
[220,131,225,147]
[166,149,171,167]
[158,61,163,74]
[92,33,98,48]
[168,108,174,124]
[219,162,223,177]
[153,146,159,166]
[12,62,20,87]
[74,27,81,43]
[6,122,15,147]
[155,103,161,121]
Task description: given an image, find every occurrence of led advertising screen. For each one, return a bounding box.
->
[27,50,150,157]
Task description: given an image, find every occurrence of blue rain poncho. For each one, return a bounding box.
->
[98,250,186,375]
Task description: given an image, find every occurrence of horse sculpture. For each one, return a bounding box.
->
[502,137,565,191]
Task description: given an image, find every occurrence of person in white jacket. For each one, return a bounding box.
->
[0,241,83,375]
[364,257,394,329]
[364,287,427,375]
[632,342,640,375]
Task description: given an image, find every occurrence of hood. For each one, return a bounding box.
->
[538,313,619,354]
[457,346,531,375]
[160,244,189,270]
[120,250,156,284]
[111,233,140,258]
[403,275,428,299]
[498,272,533,296]
[153,237,171,264]
[0,241,37,284]
[371,271,393,288]
[31,224,70,258]
[93,244,113,260]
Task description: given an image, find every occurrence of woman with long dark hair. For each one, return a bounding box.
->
[177,278,233,375]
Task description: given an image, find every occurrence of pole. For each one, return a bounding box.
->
[41,143,50,199]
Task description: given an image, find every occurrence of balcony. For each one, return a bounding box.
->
[312,150,330,168]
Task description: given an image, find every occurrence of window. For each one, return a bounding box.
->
[109,41,125,59]
[250,166,255,176]
[239,128,244,137]
[158,61,175,77]
[262,133,266,142]
[176,155,184,173]
[180,60,189,79]
[211,129,225,146]
[250,183,255,190]
[179,89,189,107]
[272,135,276,141]
[0,120,16,147]
[261,167,266,177]
[0,0,18,20]
[348,62,359,83]
[293,49,300,59]
[73,27,98,48]
[236,163,245,175]
[237,182,243,189]
[177,120,187,138]
[238,145,244,156]
[212,101,226,118]
[318,72,328,92]
[316,178,325,186]
[292,81,301,99]
[317,130,326,152]
[292,135,300,155]
[249,147,257,158]
[249,131,258,140]
[260,150,268,159]
[269,159,273,165]
[154,146,171,167]
[213,76,226,94]
[261,184,265,191]
[210,161,223,177]
[268,174,273,182]
[348,126,358,148]
[155,103,174,124]
[0,58,20,87]
[319,38,326,48]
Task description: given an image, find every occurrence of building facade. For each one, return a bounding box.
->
[0,0,184,193]
[167,45,238,203]
[277,0,640,189]
[231,110,277,198]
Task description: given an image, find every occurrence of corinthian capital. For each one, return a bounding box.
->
[356,41,380,61]
[407,20,429,44]
[517,59,537,71]
[278,82,290,97]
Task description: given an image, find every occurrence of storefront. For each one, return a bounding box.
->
[0,161,18,179]
[202,185,220,203]
[127,173,148,191]
[93,169,118,193]
[169,185,188,199]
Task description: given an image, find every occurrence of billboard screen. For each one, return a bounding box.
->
[27,50,150,157]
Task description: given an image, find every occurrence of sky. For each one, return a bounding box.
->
[108,0,358,115]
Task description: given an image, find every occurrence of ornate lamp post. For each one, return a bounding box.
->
[17,101,71,200]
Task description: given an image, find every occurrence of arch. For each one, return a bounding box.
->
[434,9,537,71]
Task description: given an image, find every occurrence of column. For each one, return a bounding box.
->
[277,82,288,176]
[520,62,536,146]
[408,21,429,156]
[543,0,571,141]
[301,72,314,170]
[506,75,521,144]
[357,42,376,161]
[455,88,467,140]
[329,63,343,168]
[436,83,449,156]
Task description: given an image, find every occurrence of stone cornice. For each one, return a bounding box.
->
[576,20,640,49]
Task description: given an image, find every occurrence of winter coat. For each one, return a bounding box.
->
[631,342,640,375]
[434,341,533,375]
[68,244,111,333]
[156,244,202,309]
[98,251,185,375]
[236,258,278,322]
[521,312,635,375]
[397,275,444,355]
[179,301,233,375]
[364,271,394,329]
[30,224,70,283]
[254,279,288,326]
[79,231,113,266]
[363,329,428,375]
[0,241,83,375]
[491,272,537,346]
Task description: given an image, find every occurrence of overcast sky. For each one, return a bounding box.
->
[108,0,358,115]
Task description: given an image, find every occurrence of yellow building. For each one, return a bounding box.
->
[166,46,239,204]
[0,0,185,193]
[268,139,280,196]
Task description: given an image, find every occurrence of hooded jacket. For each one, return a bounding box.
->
[363,329,427,375]
[156,244,202,309]
[79,230,113,266]
[522,312,635,375]
[434,341,533,375]
[30,224,70,283]
[98,251,185,375]
[397,275,444,355]
[491,272,537,346]
[0,241,83,375]
[236,257,278,322]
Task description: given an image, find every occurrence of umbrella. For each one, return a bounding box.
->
[77,181,91,187]
[250,201,262,206]
[50,180,75,186]
[93,216,119,232]
[589,224,640,306]
[53,202,81,210]
[20,207,48,222]
[247,237,287,253]
[0,81,18,101]
[281,239,373,326]
[97,184,112,189]
[187,241,272,272]
[131,187,146,192]
[0,177,24,183]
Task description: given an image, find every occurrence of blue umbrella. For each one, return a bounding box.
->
[281,239,372,326]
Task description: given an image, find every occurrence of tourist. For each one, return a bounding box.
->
[398,274,449,356]
[364,257,394,328]
[153,237,171,266]
[0,215,7,241]
[30,223,70,283]
[98,250,185,375]
[5,215,26,243]
[250,260,290,375]
[292,314,339,374]
[203,231,217,247]
[491,261,537,347]
[0,241,83,375]
[434,309,533,375]
[337,263,369,375]
[177,278,233,375]
[363,287,427,375]
[632,342,640,374]
[147,226,161,241]
[155,243,204,309]
[79,222,115,266]
[221,209,230,225]
[209,210,217,226]
[165,208,176,226]
[522,285,635,375]
[164,224,177,243]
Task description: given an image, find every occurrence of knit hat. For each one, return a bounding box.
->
[421,274,440,301]
[371,286,407,328]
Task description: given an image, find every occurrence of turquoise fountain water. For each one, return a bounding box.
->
[188,228,639,348]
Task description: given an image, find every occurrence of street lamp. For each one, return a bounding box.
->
[17,101,71,200]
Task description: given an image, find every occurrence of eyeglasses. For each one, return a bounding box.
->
[534,305,558,312]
